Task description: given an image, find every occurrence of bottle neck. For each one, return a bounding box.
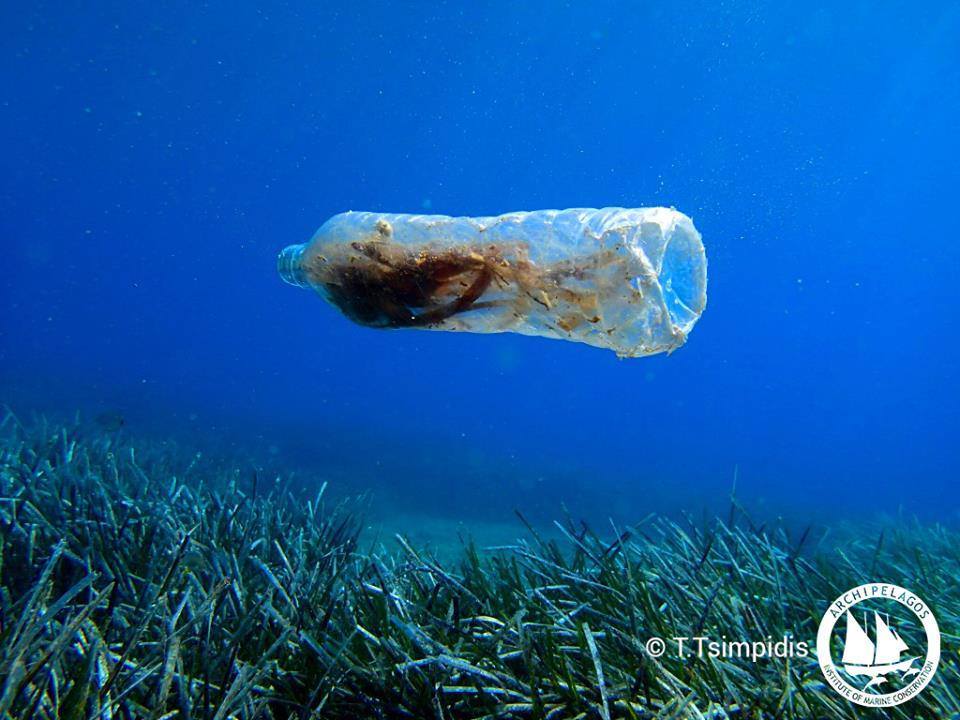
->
[277,244,309,288]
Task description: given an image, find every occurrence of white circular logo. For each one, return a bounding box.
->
[817,583,940,707]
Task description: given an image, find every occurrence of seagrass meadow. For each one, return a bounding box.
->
[0,411,957,720]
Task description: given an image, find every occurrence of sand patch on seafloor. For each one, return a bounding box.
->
[361,511,563,561]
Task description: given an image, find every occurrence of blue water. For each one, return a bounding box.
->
[2,2,958,527]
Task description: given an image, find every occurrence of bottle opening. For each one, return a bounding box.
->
[659,222,707,333]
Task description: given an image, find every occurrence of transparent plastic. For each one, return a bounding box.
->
[278,207,707,357]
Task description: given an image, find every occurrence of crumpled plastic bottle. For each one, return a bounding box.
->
[278,207,707,357]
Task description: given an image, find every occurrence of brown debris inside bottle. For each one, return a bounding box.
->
[299,222,631,337]
[317,243,499,328]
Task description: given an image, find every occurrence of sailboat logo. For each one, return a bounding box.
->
[840,610,919,689]
[816,583,940,708]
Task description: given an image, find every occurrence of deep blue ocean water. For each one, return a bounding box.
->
[2,1,958,529]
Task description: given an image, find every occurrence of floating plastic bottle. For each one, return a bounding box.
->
[278,207,707,358]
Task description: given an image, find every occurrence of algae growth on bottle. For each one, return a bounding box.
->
[278,207,707,358]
